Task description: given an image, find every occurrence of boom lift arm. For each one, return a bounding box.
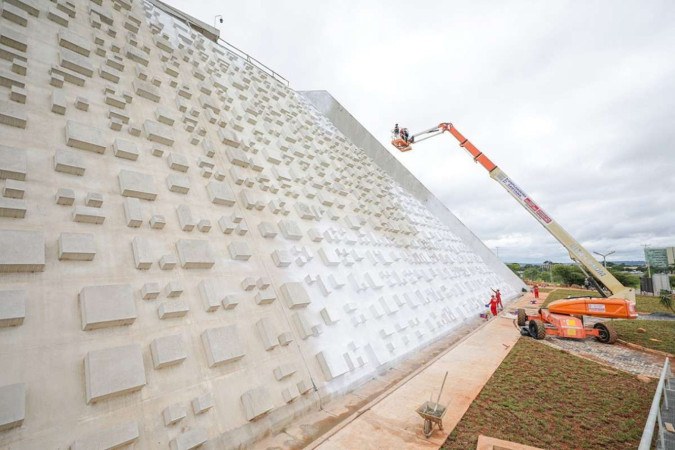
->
[392,123,635,303]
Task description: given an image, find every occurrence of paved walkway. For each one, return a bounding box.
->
[311,312,521,449]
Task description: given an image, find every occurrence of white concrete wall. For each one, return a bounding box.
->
[0,0,524,448]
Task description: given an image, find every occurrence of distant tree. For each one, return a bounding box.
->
[552,265,585,286]
[523,267,542,281]
[506,263,521,274]
[608,268,640,289]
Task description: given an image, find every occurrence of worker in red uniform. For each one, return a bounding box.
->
[495,289,503,311]
[533,285,539,299]
[486,295,499,317]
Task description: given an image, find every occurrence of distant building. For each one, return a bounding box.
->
[644,247,675,269]
[542,260,553,271]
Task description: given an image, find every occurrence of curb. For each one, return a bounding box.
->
[617,339,674,359]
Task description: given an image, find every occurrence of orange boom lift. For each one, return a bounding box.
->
[392,123,637,344]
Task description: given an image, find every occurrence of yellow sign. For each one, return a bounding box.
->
[568,329,576,336]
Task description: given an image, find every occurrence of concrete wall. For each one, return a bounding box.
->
[0,1,523,448]
[300,90,525,292]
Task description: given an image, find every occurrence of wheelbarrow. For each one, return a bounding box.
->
[416,371,449,438]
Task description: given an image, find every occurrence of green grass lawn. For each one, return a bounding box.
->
[612,320,675,354]
[634,295,674,315]
[442,339,655,450]
[541,288,600,308]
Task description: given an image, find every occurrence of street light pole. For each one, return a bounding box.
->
[214,15,223,28]
[643,244,651,278]
[593,250,615,269]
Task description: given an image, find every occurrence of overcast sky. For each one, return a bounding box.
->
[166,0,675,263]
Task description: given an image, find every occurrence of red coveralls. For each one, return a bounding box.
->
[533,285,539,299]
[495,290,503,310]
[489,296,499,316]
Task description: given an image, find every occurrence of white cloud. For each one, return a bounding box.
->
[167,0,675,263]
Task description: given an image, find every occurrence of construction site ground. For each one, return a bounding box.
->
[257,291,671,449]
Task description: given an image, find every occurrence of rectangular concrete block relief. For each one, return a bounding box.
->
[170,428,208,450]
[0,145,27,181]
[58,232,95,261]
[316,350,349,381]
[228,241,252,261]
[240,386,273,421]
[280,282,311,309]
[84,344,146,403]
[163,404,186,426]
[191,393,214,415]
[150,334,186,369]
[176,239,215,268]
[53,148,85,176]
[65,120,106,154]
[79,284,136,330]
[201,325,245,367]
[72,206,106,224]
[0,290,25,327]
[206,181,235,205]
[0,230,45,272]
[118,169,158,200]
[158,300,189,319]
[0,383,25,432]
[71,422,140,450]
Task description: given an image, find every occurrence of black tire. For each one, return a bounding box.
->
[594,322,618,344]
[517,309,528,326]
[423,419,433,438]
[529,319,546,340]
[520,327,531,336]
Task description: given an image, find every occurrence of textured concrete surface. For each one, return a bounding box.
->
[0,0,525,448]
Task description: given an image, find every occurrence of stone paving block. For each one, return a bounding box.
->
[84,344,146,403]
[0,290,25,327]
[0,383,25,431]
[118,169,157,200]
[54,148,85,176]
[0,145,27,180]
[166,174,190,194]
[176,239,215,268]
[162,403,186,426]
[113,138,139,160]
[280,282,311,309]
[72,205,105,224]
[191,393,214,415]
[0,197,26,217]
[150,334,186,369]
[71,422,139,450]
[84,192,103,207]
[0,230,45,272]
[144,120,174,146]
[65,120,106,153]
[58,232,95,261]
[55,188,75,206]
[158,300,189,319]
[79,284,135,330]
[201,325,245,367]
[206,181,235,206]
[0,99,26,128]
[240,386,273,421]
[132,236,152,269]
[123,197,142,227]
[170,428,207,450]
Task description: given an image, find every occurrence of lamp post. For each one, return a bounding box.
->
[214,15,223,27]
[643,244,651,278]
[593,250,615,269]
